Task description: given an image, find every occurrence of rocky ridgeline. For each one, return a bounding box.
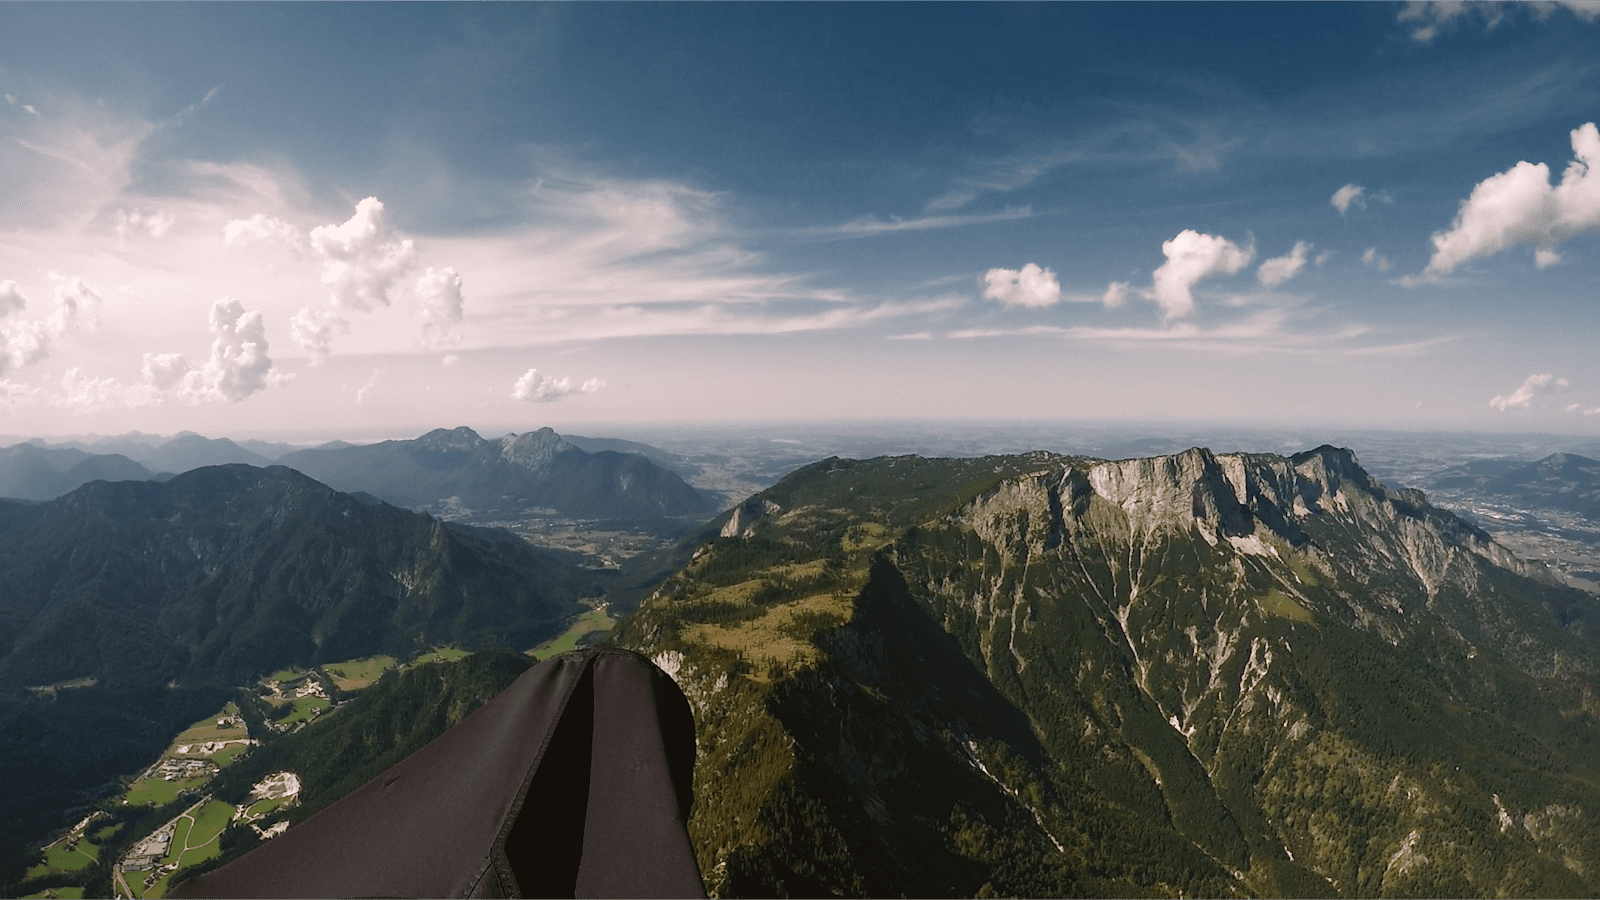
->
[622,446,1600,898]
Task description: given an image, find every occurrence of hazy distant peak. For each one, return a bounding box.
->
[500,427,578,470]
[416,426,486,453]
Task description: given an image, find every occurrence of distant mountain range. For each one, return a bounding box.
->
[277,426,716,520]
[0,427,717,521]
[1426,452,1600,522]
[619,446,1600,897]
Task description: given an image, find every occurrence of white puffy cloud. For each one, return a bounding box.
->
[289,308,345,367]
[511,368,605,403]
[223,213,304,251]
[1258,241,1312,287]
[114,209,175,240]
[140,297,283,404]
[1101,281,1131,308]
[982,263,1061,308]
[1421,122,1600,280]
[55,368,125,412]
[284,197,469,361]
[0,275,100,377]
[1331,184,1366,215]
[1149,230,1254,319]
[309,197,418,313]
[1489,373,1570,411]
[415,267,465,349]
[1362,247,1393,271]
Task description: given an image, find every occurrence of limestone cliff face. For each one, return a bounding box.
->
[623,447,1600,898]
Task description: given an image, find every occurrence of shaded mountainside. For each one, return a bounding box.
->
[0,465,596,887]
[0,442,156,501]
[1427,452,1600,522]
[0,464,592,691]
[278,426,716,520]
[619,446,1600,897]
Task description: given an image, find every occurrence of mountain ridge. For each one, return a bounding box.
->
[619,444,1600,897]
[278,425,716,521]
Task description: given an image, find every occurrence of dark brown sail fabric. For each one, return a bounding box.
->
[171,647,705,899]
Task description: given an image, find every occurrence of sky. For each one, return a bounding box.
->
[1,1,1599,442]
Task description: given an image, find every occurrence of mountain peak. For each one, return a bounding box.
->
[499,428,577,470]
[415,426,486,453]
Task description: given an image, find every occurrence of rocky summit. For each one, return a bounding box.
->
[618,446,1600,897]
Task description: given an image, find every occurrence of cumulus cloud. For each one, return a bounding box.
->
[309,197,417,312]
[0,275,100,377]
[140,297,283,404]
[511,368,605,403]
[1331,184,1366,215]
[1419,122,1600,280]
[1362,247,1393,271]
[1258,241,1312,287]
[415,267,464,349]
[55,368,125,412]
[223,213,304,251]
[1149,230,1254,319]
[115,209,175,240]
[289,307,345,367]
[982,263,1061,308]
[1102,281,1131,309]
[1489,373,1570,411]
[280,197,466,361]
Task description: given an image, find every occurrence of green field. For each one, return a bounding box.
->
[23,835,98,879]
[206,742,251,766]
[138,799,233,899]
[1258,589,1314,623]
[528,605,617,660]
[241,791,293,821]
[123,772,210,808]
[322,655,397,690]
[277,694,330,726]
[171,702,248,746]
[409,646,472,666]
[265,667,303,683]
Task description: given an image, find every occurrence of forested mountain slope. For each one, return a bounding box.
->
[618,446,1600,897]
[0,464,595,885]
[0,464,590,691]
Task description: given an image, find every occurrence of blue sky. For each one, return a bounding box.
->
[1,1,1598,441]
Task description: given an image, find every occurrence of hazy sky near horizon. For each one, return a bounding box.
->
[2,2,1600,441]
